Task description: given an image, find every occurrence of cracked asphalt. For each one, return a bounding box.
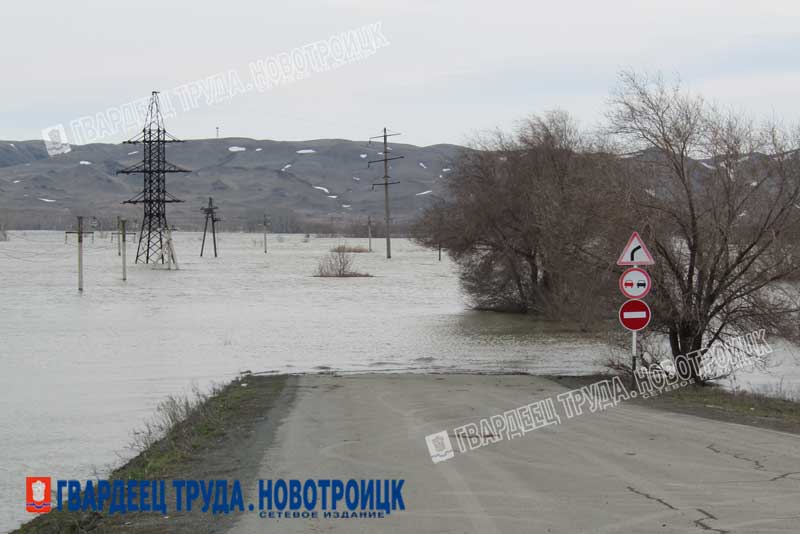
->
[228,374,800,533]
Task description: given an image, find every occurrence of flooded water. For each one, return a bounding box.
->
[1,231,798,531]
[0,231,608,531]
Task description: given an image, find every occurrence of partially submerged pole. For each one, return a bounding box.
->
[121,219,127,281]
[263,213,270,254]
[211,209,218,258]
[165,228,179,270]
[77,216,84,292]
[367,215,372,252]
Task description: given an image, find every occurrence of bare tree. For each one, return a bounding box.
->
[413,111,620,326]
[607,71,800,380]
[315,249,371,277]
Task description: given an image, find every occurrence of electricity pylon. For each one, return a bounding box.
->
[117,91,190,264]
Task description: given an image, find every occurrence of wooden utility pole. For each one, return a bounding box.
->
[77,216,84,292]
[263,213,270,253]
[200,197,220,257]
[367,215,373,252]
[121,219,127,281]
[368,128,403,259]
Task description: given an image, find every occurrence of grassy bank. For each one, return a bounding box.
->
[550,375,800,435]
[14,374,293,534]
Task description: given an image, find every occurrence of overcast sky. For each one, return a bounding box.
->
[1,0,799,146]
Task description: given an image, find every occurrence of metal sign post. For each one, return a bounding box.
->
[617,232,655,373]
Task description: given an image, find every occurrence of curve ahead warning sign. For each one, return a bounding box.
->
[619,299,651,332]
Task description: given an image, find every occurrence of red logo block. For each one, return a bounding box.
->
[26,477,51,513]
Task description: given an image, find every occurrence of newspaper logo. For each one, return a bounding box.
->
[41,124,71,156]
[425,431,454,464]
[26,477,51,513]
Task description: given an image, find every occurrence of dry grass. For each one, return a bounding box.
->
[124,383,227,479]
[14,375,289,533]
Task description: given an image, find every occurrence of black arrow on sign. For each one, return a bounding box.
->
[630,245,641,262]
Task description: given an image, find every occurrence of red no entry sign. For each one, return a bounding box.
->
[619,299,651,331]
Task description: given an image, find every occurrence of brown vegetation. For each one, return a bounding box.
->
[315,249,372,277]
[414,70,800,377]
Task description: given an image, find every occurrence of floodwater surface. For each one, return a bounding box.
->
[0,231,796,531]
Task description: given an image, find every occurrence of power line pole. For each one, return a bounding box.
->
[111,221,135,252]
[65,226,93,244]
[263,213,270,253]
[65,218,93,291]
[121,218,128,281]
[368,128,403,259]
[77,216,84,292]
[161,227,179,269]
[200,197,220,257]
[367,215,372,252]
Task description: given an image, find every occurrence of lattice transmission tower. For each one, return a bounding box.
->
[117,91,190,264]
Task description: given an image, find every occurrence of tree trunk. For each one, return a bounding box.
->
[670,320,705,384]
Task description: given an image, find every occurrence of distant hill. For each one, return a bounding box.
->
[0,138,465,230]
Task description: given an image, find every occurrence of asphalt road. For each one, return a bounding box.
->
[228,374,800,533]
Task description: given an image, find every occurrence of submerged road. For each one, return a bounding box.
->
[229,374,800,533]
